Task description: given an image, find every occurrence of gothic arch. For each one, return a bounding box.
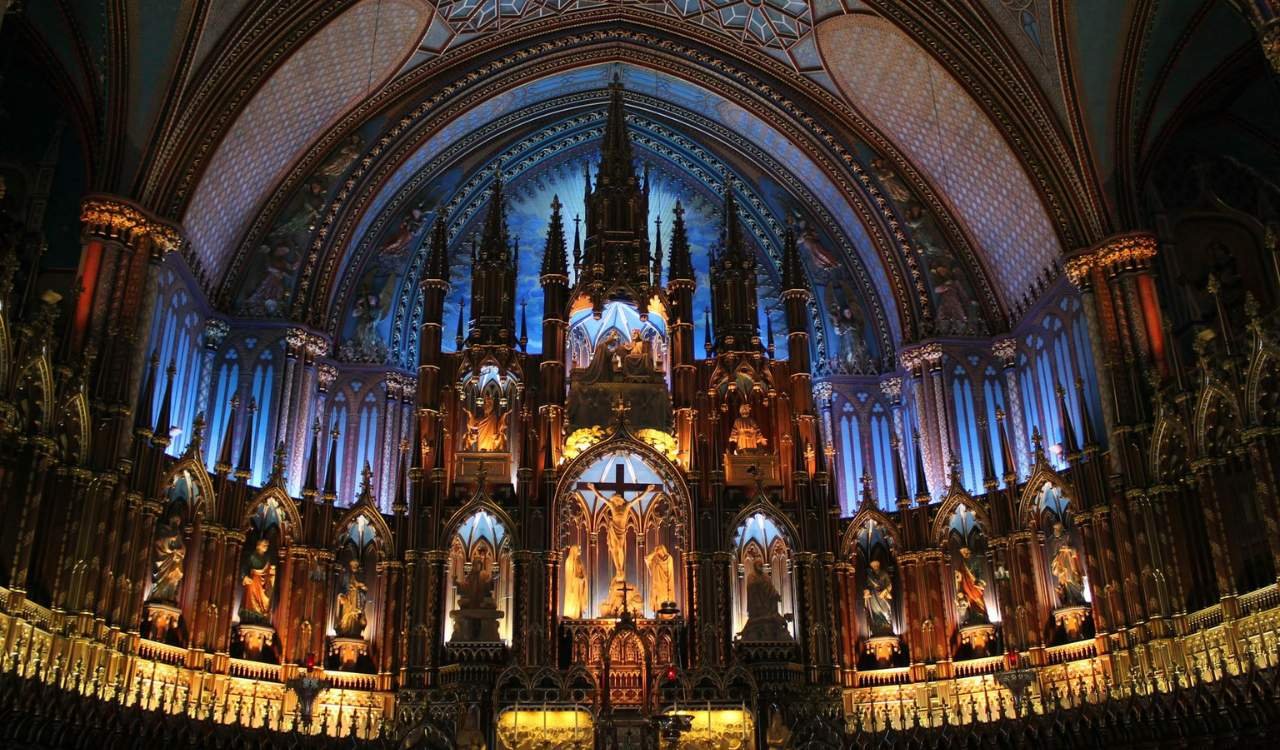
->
[1150,414,1193,484]
[553,431,692,537]
[1194,382,1245,457]
[55,389,91,467]
[242,486,303,544]
[1247,343,1280,427]
[840,506,901,561]
[161,457,216,521]
[1016,468,1076,528]
[930,487,992,547]
[442,490,521,553]
[333,504,395,560]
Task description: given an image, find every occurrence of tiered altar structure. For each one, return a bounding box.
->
[1,78,1280,749]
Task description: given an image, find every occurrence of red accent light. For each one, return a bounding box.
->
[665,666,678,682]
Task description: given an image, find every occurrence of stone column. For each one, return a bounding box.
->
[195,319,229,430]
[992,338,1029,479]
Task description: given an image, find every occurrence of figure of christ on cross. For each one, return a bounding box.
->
[578,463,660,585]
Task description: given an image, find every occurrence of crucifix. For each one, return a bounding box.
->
[616,579,634,617]
[578,463,659,581]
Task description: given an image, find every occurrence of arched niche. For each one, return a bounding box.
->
[730,507,797,643]
[1028,482,1093,644]
[554,440,689,621]
[848,515,903,667]
[566,298,669,381]
[457,363,518,453]
[142,463,211,644]
[234,490,297,661]
[329,507,390,670]
[939,500,999,658]
[443,505,514,645]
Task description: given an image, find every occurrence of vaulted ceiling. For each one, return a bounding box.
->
[10,0,1276,363]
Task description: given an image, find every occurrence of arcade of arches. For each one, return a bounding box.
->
[1,2,1280,748]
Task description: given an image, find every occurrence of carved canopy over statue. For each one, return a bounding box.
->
[733,510,796,642]
[445,508,511,644]
[459,365,515,452]
[556,445,687,620]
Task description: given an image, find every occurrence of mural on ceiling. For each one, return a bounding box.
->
[237,132,368,317]
[868,157,984,338]
[418,0,854,71]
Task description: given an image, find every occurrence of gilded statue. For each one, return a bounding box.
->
[465,396,509,452]
[586,482,659,582]
[562,544,589,619]
[645,543,676,612]
[1049,522,1086,606]
[953,546,989,626]
[335,559,368,637]
[240,538,276,625]
[728,402,767,454]
[863,558,894,636]
[149,511,186,603]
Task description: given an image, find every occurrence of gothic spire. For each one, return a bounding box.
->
[216,396,239,475]
[136,350,159,437]
[356,461,375,506]
[155,358,177,441]
[598,72,637,188]
[912,429,930,503]
[781,225,807,294]
[479,168,510,261]
[541,195,568,277]
[652,215,663,287]
[890,435,910,506]
[236,398,257,480]
[426,213,449,282]
[323,419,340,501]
[721,180,746,259]
[667,201,694,282]
[995,408,1018,482]
[303,418,322,496]
[1056,383,1080,457]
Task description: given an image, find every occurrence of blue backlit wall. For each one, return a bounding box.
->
[145,261,207,457]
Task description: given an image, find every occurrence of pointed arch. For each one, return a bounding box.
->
[840,506,901,560]
[242,486,303,543]
[56,389,91,466]
[1194,381,1244,456]
[162,457,217,521]
[930,486,991,546]
[1247,345,1280,426]
[1016,466,1076,527]
[333,504,395,560]
[14,354,54,433]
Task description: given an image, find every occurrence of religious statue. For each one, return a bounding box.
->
[240,539,276,625]
[620,329,656,377]
[765,706,792,750]
[465,396,509,452]
[952,546,989,626]
[1049,522,1086,606]
[863,559,894,636]
[450,545,502,642]
[562,544,588,619]
[739,556,792,642]
[645,543,676,613]
[587,482,658,581]
[455,546,496,610]
[148,512,186,603]
[728,403,767,454]
[334,559,368,637]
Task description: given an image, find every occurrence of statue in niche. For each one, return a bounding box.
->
[340,273,396,363]
[148,511,186,603]
[620,329,657,377]
[465,395,509,452]
[863,559,894,636]
[563,544,588,619]
[240,539,276,625]
[451,545,502,642]
[952,546,989,626]
[645,543,676,612]
[740,556,792,642]
[587,482,658,582]
[1049,522,1086,606]
[729,403,768,454]
[580,329,624,384]
[334,559,368,637]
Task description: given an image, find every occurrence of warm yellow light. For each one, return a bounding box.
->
[496,708,593,750]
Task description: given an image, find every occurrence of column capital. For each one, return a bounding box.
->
[899,342,943,373]
[79,195,182,255]
[202,318,230,350]
[879,375,902,403]
[991,337,1017,367]
[1065,231,1157,288]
